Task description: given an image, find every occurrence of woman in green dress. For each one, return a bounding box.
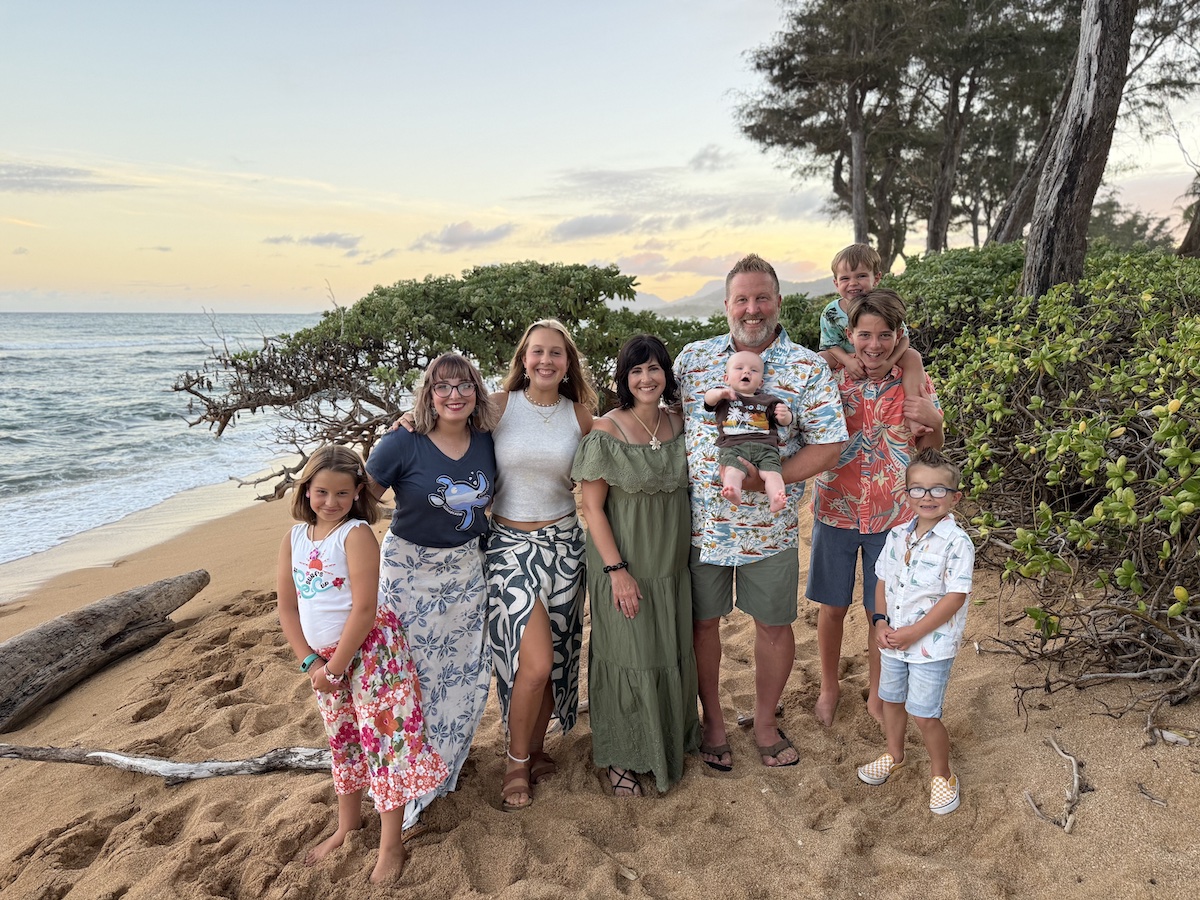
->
[571,335,701,795]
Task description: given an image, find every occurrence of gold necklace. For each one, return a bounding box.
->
[524,390,560,424]
[628,406,662,451]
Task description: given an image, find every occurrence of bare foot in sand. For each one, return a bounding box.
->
[304,826,356,866]
[814,689,839,727]
[370,843,408,883]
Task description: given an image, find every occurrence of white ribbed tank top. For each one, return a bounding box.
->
[491,391,581,521]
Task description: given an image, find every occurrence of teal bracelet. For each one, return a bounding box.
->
[299,652,323,673]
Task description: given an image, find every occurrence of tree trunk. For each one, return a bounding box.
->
[1178,203,1200,257]
[847,85,870,244]
[1021,0,1137,297]
[987,63,1077,245]
[0,570,210,732]
[927,74,976,253]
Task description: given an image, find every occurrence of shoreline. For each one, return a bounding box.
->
[0,458,301,607]
[0,480,293,643]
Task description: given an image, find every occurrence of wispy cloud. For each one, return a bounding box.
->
[550,213,638,242]
[262,233,363,250]
[355,248,398,266]
[139,245,173,252]
[689,144,736,172]
[534,161,824,233]
[13,247,29,255]
[2,217,47,228]
[670,255,743,277]
[0,162,138,193]
[409,221,516,252]
[614,251,669,274]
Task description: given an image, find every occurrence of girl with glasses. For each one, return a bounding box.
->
[365,353,498,837]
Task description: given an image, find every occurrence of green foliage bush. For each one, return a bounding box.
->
[889,244,1200,705]
[780,290,828,351]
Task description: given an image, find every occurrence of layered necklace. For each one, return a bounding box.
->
[629,406,663,451]
[524,389,560,424]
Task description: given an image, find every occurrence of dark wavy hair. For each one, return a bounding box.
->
[613,334,679,409]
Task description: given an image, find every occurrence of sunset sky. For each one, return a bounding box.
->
[2,1,1197,313]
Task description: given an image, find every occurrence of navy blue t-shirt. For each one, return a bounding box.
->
[366,428,496,548]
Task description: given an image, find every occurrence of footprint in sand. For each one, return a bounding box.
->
[137,797,197,847]
[130,696,170,723]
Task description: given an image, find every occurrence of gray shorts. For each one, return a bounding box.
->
[689,544,799,626]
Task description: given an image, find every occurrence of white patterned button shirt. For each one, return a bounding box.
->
[874,513,975,663]
[675,328,848,566]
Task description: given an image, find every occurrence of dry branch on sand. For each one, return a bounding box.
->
[0,743,329,786]
[0,570,210,732]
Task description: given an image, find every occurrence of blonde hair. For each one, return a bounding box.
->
[412,353,498,434]
[290,446,379,525]
[500,318,598,411]
[831,243,882,277]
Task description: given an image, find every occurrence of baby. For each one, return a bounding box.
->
[703,350,793,513]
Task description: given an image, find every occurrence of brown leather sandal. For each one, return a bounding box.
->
[501,756,533,812]
[530,750,558,784]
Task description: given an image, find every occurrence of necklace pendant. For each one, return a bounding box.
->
[649,435,662,451]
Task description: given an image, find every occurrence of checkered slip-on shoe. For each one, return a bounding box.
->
[856,753,906,785]
[930,774,961,814]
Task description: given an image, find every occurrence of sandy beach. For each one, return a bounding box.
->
[1,496,1197,899]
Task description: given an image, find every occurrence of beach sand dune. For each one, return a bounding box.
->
[1,502,1197,899]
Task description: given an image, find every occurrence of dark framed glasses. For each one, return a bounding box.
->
[432,382,477,398]
[905,485,953,499]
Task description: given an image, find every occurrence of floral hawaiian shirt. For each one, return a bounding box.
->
[676,328,848,566]
[812,366,940,534]
[875,513,975,663]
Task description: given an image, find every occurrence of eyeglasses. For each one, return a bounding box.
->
[905,485,954,499]
[432,382,477,398]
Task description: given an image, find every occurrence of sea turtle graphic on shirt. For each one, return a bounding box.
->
[428,471,491,531]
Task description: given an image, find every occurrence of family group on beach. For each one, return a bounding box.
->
[276,245,975,882]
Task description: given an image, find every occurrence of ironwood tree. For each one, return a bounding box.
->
[739,0,1073,269]
[1020,0,1138,297]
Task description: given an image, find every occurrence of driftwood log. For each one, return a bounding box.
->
[0,743,329,786]
[0,569,210,733]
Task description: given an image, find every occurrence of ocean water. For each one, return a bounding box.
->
[0,311,322,565]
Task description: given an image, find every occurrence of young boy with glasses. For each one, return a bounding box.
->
[857,448,974,815]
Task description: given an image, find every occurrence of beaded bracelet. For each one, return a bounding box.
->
[602,561,629,573]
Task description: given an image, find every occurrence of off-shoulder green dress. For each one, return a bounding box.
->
[571,428,701,792]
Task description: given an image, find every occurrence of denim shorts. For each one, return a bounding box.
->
[877,653,954,719]
[805,520,888,611]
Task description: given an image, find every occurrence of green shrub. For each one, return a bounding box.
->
[889,244,1200,710]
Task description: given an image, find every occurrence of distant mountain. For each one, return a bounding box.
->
[610,277,835,319]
